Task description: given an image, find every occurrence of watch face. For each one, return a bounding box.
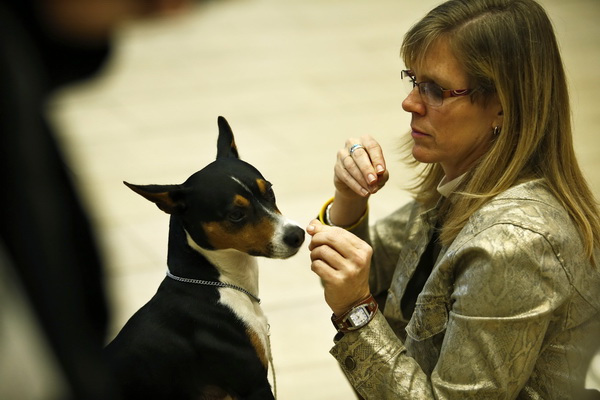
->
[349,307,369,327]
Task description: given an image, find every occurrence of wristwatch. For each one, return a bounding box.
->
[331,295,378,333]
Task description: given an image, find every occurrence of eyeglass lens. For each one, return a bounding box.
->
[401,70,444,106]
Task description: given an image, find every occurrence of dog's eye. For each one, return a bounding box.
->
[228,209,246,223]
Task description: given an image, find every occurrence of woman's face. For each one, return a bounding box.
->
[402,38,503,181]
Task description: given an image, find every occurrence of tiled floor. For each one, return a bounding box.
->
[49,0,600,398]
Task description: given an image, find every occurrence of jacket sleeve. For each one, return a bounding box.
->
[331,311,437,398]
[331,223,571,399]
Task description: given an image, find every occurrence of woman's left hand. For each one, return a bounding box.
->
[307,219,372,316]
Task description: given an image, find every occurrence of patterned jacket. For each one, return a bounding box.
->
[331,179,600,399]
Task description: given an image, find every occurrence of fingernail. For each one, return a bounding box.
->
[376,165,384,173]
[360,188,370,197]
[306,225,315,233]
[367,174,376,184]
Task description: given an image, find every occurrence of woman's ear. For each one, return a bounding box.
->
[489,95,504,131]
[493,109,504,131]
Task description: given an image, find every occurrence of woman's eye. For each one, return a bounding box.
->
[423,82,443,100]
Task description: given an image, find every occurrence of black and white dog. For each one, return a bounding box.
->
[105,117,304,399]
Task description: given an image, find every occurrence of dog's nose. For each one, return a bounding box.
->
[283,225,305,248]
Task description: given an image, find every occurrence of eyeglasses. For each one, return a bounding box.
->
[401,69,473,107]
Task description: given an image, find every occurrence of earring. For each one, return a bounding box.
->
[493,126,501,135]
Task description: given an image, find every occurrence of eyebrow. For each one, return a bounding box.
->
[413,69,459,90]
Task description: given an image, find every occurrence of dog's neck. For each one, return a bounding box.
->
[166,218,219,280]
[165,216,259,298]
[184,232,259,298]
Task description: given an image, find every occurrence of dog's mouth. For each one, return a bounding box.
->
[266,243,304,259]
[255,224,305,259]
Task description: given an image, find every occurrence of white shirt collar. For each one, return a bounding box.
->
[437,173,467,197]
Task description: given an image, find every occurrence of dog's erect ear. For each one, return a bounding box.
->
[124,181,186,215]
[216,116,239,159]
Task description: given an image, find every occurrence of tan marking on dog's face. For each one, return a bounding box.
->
[255,178,281,214]
[233,194,249,208]
[202,218,275,255]
[247,328,268,369]
[256,179,268,195]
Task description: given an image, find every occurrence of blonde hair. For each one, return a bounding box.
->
[401,0,600,262]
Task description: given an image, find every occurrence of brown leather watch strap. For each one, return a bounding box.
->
[331,294,378,333]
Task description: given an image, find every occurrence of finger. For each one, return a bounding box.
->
[309,243,346,271]
[360,135,386,176]
[344,139,377,187]
[348,149,379,188]
[308,228,347,252]
[345,136,387,193]
[310,258,343,284]
[337,156,371,197]
[306,219,332,236]
[374,169,390,192]
[309,228,371,263]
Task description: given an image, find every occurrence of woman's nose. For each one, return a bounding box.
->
[402,87,426,115]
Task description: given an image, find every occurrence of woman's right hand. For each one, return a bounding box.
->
[328,135,389,227]
[334,135,389,199]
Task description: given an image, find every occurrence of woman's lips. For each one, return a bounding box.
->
[411,127,429,138]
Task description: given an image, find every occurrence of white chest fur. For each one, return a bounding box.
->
[186,233,271,361]
[218,286,270,361]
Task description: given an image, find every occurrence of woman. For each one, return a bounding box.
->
[307,0,600,398]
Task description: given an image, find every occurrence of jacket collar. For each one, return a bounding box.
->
[437,173,468,198]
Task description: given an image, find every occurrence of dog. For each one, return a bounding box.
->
[105,116,305,400]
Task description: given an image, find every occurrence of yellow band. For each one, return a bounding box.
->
[318,197,335,225]
[318,197,368,231]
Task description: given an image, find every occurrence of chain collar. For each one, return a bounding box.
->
[166,270,261,304]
